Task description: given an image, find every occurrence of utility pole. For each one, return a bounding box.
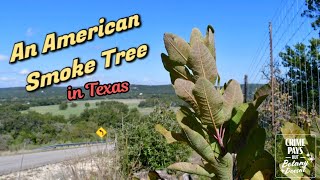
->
[244,75,248,103]
[269,22,275,128]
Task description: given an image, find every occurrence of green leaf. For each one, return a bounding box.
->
[192,78,225,127]
[189,34,218,84]
[173,79,199,114]
[209,138,222,158]
[176,108,233,179]
[227,103,259,152]
[242,151,275,179]
[168,162,214,177]
[164,33,190,65]
[222,79,244,119]
[306,134,317,155]
[192,153,234,180]
[179,106,206,137]
[155,124,187,144]
[237,127,266,172]
[190,26,216,60]
[213,153,234,180]
[190,28,203,47]
[249,171,264,180]
[161,53,193,83]
[228,103,249,135]
[204,25,216,59]
[281,122,306,140]
[175,108,217,165]
[253,84,271,108]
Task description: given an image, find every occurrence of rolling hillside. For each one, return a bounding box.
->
[0,84,263,105]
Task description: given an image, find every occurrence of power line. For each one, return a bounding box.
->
[247,0,290,80]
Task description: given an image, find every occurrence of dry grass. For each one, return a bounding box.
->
[57,150,124,180]
[0,144,124,180]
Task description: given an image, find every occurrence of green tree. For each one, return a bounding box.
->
[79,101,129,128]
[302,0,320,29]
[279,38,320,112]
[84,102,90,108]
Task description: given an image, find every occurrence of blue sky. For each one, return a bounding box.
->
[0,0,288,88]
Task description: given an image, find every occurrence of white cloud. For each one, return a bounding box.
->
[0,77,16,81]
[19,69,30,75]
[26,28,34,37]
[0,54,8,61]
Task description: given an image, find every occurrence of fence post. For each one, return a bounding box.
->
[244,75,248,103]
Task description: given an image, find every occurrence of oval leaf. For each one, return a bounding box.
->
[253,83,271,108]
[155,124,187,144]
[164,33,190,65]
[174,78,199,113]
[204,25,216,59]
[189,36,218,84]
[281,122,306,140]
[176,108,217,165]
[223,79,244,119]
[168,162,214,177]
[193,78,225,127]
[161,53,193,83]
[190,28,203,47]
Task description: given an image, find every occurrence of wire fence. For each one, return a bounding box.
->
[247,0,319,127]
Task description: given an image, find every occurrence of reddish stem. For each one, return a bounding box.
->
[213,125,225,151]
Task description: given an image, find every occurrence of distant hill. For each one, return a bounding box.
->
[0,84,263,105]
[0,85,175,100]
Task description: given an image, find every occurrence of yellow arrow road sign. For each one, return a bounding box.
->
[96,127,107,138]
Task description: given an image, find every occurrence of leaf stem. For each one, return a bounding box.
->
[212,125,226,152]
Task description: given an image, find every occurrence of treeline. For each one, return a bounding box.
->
[0,84,262,108]
[0,85,175,105]
[138,95,186,108]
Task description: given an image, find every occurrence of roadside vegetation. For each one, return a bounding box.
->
[0,97,191,178]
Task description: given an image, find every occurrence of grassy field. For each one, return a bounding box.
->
[24,99,153,118]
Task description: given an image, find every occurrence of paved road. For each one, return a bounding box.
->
[0,144,114,175]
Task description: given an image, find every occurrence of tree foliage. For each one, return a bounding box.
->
[118,106,191,176]
[302,0,320,29]
[279,38,320,112]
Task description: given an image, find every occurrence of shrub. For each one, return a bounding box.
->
[70,102,77,108]
[118,106,191,176]
[59,102,68,110]
[0,134,13,151]
[84,102,90,108]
